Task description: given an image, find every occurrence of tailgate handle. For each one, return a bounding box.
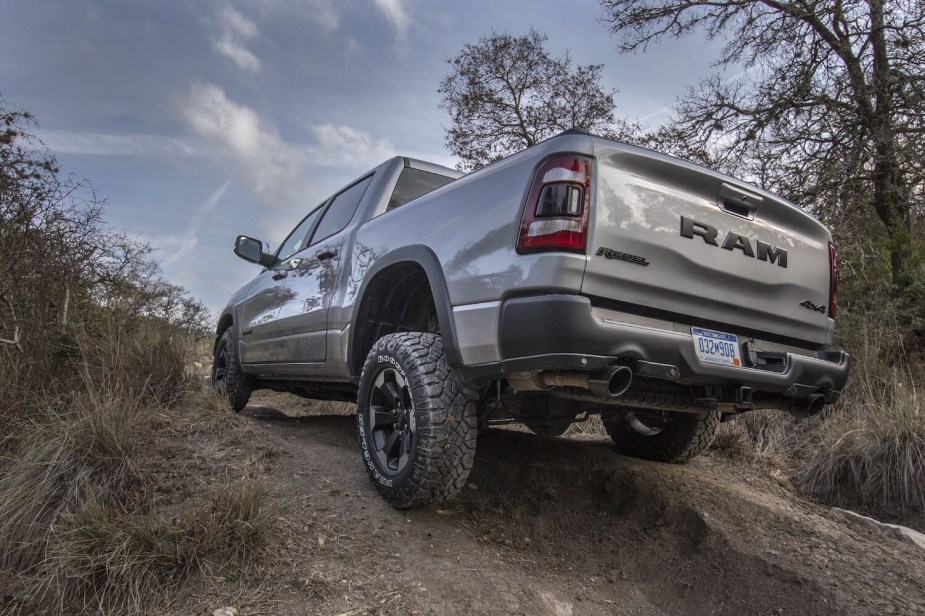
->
[718,183,762,220]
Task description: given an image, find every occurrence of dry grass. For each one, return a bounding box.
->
[564,414,607,438]
[716,318,925,521]
[793,352,925,516]
[44,479,275,616]
[0,324,279,615]
[0,383,148,575]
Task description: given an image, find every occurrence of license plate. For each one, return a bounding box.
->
[692,327,742,367]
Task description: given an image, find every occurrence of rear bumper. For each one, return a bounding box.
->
[458,294,850,400]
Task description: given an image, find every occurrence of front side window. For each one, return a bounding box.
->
[310,176,373,244]
[276,205,324,261]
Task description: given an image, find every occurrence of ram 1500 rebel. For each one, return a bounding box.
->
[212,129,850,508]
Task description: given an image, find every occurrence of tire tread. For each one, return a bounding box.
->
[357,332,476,508]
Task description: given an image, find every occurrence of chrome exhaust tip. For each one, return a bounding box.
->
[787,393,827,419]
[806,393,826,417]
[589,366,633,398]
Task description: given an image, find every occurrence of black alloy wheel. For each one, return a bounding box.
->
[367,367,416,474]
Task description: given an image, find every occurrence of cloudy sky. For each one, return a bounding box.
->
[1,0,722,311]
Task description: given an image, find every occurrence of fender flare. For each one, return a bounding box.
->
[214,308,236,353]
[347,245,461,375]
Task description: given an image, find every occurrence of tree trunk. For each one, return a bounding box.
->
[867,0,911,292]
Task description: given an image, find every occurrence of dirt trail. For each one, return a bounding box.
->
[237,394,925,616]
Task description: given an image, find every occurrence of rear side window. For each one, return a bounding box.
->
[387,168,456,212]
[311,176,373,244]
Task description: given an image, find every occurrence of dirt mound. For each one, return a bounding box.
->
[209,395,925,615]
[461,431,830,615]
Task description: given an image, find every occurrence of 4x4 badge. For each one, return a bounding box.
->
[800,300,826,313]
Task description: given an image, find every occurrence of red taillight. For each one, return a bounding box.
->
[828,243,837,318]
[516,156,592,253]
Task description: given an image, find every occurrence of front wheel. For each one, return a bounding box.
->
[603,408,720,463]
[211,328,253,412]
[356,332,477,508]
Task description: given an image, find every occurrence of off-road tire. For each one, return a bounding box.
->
[357,332,477,508]
[603,409,720,463]
[211,328,253,412]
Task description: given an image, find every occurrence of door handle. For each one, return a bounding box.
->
[271,271,288,281]
[316,248,338,261]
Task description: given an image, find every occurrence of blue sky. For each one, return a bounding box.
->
[0,0,721,311]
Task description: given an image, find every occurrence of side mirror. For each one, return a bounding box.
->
[234,236,277,267]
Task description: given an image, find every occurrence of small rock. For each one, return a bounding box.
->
[467,483,478,490]
[831,507,925,552]
[212,608,237,616]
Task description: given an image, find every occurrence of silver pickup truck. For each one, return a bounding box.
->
[212,129,850,508]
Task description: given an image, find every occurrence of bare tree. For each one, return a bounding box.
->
[0,98,212,353]
[601,0,925,296]
[439,29,635,171]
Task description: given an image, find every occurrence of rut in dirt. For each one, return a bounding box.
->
[244,405,925,615]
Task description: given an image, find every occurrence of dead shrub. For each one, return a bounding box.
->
[793,358,925,516]
[45,480,275,615]
[0,382,147,574]
[712,420,756,460]
[0,100,272,615]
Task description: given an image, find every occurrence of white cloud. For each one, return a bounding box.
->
[220,4,259,38]
[256,0,339,32]
[302,0,340,32]
[212,5,262,73]
[155,181,230,267]
[309,123,396,167]
[181,82,398,239]
[182,82,305,222]
[38,130,198,158]
[344,37,362,55]
[373,0,410,42]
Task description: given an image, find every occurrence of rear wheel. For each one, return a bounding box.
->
[211,328,252,412]
[357,332,477,508]
[603,408,719,463]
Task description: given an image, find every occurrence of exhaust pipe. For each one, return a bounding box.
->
[589,366,633,398]
[754,392,829,419]
[792,393,826,419]
[537,366,634,399]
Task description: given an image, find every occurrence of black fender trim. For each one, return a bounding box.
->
[214,308,236,353]
[347,245,461,376]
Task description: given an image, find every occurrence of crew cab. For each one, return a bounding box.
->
[212,129,850,508]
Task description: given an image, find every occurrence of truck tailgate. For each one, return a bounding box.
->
[582,142,833,347]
